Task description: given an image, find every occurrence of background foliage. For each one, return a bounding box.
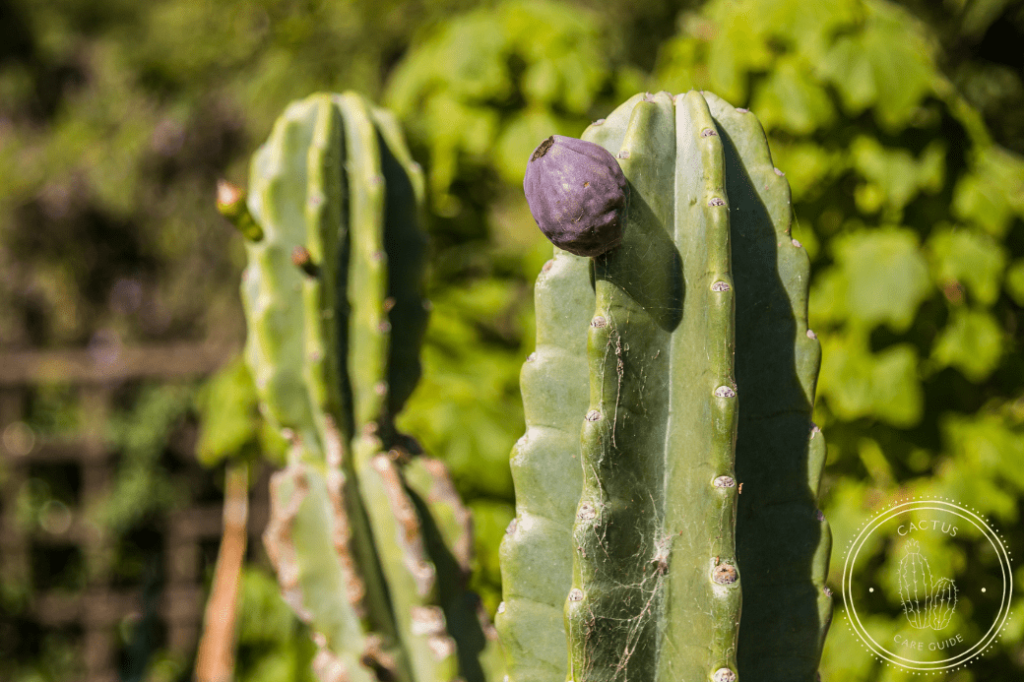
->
[1,0,1023,680]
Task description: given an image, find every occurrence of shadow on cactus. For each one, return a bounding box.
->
[498,91,833,682]
[217,92,504,682]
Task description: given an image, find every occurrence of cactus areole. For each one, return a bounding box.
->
[524,135,627,257]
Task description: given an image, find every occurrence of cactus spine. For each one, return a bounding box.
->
[498,91,832,682]
[219,92,502,682]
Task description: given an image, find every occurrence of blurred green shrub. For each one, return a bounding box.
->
[194,356,286,468]
[234,567,318,682]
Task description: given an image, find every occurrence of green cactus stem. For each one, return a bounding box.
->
[496,250,593,682]
[500,91,832,682]
[234,92,502,682]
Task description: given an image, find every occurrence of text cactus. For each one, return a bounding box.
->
[219,92,504,682]
[498,91,832,682]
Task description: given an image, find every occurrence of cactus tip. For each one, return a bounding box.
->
[216,178,242,207]
[216,179,263,241]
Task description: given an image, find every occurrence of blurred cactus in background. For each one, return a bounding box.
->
[217,92,503,682]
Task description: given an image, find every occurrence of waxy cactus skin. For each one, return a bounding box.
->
[221,92,503,682]
[523,135,627,257]
[499,92,833,682]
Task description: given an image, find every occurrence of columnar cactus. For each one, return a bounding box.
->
[929,577,958,630]
[899,540,935,629]
[497,91,833,682]
[218,92,503,682]
[898,540,958,631]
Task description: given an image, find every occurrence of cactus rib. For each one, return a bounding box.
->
[703,92,833,681]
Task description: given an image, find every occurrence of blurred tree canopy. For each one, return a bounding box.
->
[2,0,1024,680]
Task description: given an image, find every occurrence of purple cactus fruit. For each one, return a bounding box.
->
[523,135,627,257]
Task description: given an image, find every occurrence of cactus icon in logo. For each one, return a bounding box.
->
[897,540,959,630]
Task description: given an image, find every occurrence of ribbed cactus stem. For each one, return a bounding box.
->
[659,91,741,680]
[236,92,502,682]
[496,250,592,682]
[565,91,742,682]
[702,92,832,681]
[501,90,832,682]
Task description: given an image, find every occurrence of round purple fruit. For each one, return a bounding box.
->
[523,135,627,257]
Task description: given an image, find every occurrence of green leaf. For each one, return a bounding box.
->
[931,308,1003,382]
[942,413,1024,491]
[1005,258,1024,306]
[952,147,1024,237]
[830,227,932,331]
[195,356,259,467]
[384,0,621,202]
[820,2,937,130]
[751,56,835,135]
[819,331,923,427]
[767,140,843,202]
[926,226,1006,305]
[850,137,945,211]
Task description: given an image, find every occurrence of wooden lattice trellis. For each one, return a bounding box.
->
[0,343,269,682]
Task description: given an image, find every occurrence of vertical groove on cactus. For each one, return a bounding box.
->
[236,92,503,682]
[370,108,430,423]
[501,90,832,682]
